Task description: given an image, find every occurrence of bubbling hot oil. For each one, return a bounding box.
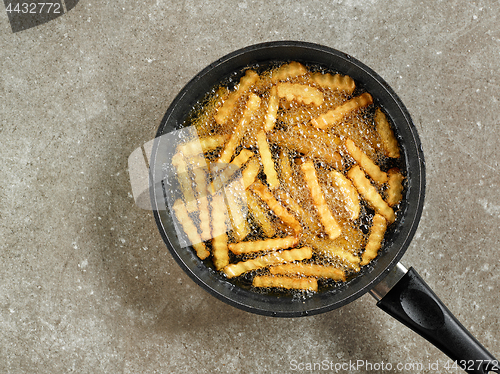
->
[180,61,405,297]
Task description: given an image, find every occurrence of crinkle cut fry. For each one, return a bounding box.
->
[224,178,251,242]
[386,168,404,207]
[211,192,230,269]
[269,263,345,281]
[231,149,254,168]
[250,181,302,236]
[278,149,294,190]
[256,130,279,189]
[375,108,400,158]
[330,169,360,221]
[242,158,261,189]
[305,235,361,271]
[271,61,308,83]
[228,236,299,255]
[191,167,212,241]
[300,160,342,240]
[274,189,306,220]
[291,123,342,149]
[215,69,259,125]
[310,92,373,130]
[212,233,229,270]
[345,138,388,184]
[218,93,261,164]
[245,190,276,238]
[253,275,318,291]
[264,86,279,132]
[269,263,346,281]
[360,214,387,266]
[176,149,212,234]
[178,134,229,157]
[171,152,198,213]
[211,149,254,192]
[274,188,322,234]
[267,130,342,170]
[276,83,324,106]
[223,246,313,278]
[277,152,323,232]
[172,199,210,260]
[310,72,356,94]
[347,165,395,224]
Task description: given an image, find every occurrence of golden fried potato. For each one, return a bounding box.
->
[253,275,318,291]
[347,165,395,223]
[310,93,373,129]
[301,160,342,240]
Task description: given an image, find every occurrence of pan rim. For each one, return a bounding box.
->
[150,40,426,317]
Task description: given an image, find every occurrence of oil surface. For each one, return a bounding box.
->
[173,61,406,297]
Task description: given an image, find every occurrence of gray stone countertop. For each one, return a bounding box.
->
[1,1,499,373]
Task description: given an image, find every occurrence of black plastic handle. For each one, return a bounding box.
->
[377,267,499,374]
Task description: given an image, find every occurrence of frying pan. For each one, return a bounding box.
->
[149,41,498,373]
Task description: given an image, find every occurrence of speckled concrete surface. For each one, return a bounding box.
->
[1,1,499,373]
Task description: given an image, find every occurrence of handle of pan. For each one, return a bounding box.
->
[371,264,499,374]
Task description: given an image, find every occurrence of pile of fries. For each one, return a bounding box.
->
[169,62,405,293]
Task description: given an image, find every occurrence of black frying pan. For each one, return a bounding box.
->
[149,41,498,374]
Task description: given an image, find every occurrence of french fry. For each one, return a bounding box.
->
[310,72,356,94]
[223,246,313,278]
[276,83,324,106]
[211,191,229,238]
[253,275,318,291]
[375,108,400,158]
[172,199,210,260]
[215,69,259,125]
[292,123,343,148]
[269,263,346,281]
[224,178,251,241]
[278,150,294,189]
[192,167,212,241]
[218,93,261,164]
[305,235,361,271]
[345,138,388,184]
[274,188,323,234]
[264,86,279,131]
[274,189,305,218]
[228,236,299,255]
[268,130,343,169]
[347,165,395,223]
[300,160,342,240]
[277,152,326,232]
[251,181,302,236]
[242,158,261,189]
[212,234,229,270]
[330,170,360,221]
[245,190,276,237]
[360,214,387,266]
[178,134,229,157]
[386,168,404,207]
[231,149,254,168]
[310,93,373,130]
[278,106,324,126]
[271,61,308,83]
[256,130,279,189]
[211,193,230,269]
[171,152,198,213]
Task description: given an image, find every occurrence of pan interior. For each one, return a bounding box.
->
[151,41,425,317]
